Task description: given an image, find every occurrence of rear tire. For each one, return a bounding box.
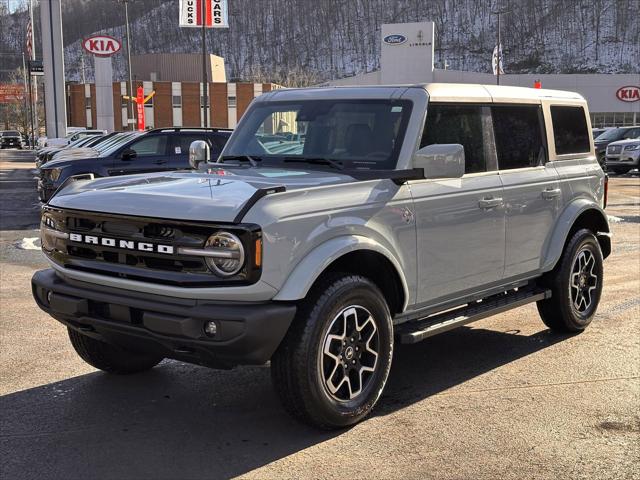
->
[68,328,163,374]
[271,274,393,429]
[537,229,603,332]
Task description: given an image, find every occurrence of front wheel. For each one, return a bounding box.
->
[537,229,604,332]
[271,274,393,429]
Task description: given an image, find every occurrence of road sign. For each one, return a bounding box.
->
[180,0,229,28]
[28,60,44,76]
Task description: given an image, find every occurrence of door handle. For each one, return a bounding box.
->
[478,197,504,210]
[542,188,561,200]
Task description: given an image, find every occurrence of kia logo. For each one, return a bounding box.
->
[616,86,640,102]
[82,35,122,57]
[383,34,407,45]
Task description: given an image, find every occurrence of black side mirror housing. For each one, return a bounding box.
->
[121,148,137,161]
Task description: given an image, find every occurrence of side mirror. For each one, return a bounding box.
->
[413,144,465,179]
[189,140,210,170]
[121,148,137,161]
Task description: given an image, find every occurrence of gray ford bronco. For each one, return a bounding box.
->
[32,84,611,429]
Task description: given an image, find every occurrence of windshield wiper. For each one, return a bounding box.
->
[220,155,261,167]
[282,157,344,170]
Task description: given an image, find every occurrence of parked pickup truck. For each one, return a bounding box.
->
[32,84,610,429]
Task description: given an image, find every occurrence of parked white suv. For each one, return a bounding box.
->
[43,129,106,148]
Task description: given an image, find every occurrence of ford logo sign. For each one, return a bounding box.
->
[383,34,407,45]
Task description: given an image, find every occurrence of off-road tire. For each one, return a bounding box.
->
[68,328,163,374]
[537,229,604,332]
[271,274,393,429]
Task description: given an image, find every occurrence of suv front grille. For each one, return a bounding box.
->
[41,207,261,287]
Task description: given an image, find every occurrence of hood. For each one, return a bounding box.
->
[48,167,355,223]
[42,149,100,168]
[607,138,639,147]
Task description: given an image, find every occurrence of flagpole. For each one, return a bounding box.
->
[28,0,37,147]
[201,0,208,128]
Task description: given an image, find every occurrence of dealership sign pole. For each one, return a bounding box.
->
[179,0,229,128]
[83,35,122,132]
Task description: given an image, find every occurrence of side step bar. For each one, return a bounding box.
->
[396,287,552,344]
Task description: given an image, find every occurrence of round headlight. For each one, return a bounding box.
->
[204,232,245,277]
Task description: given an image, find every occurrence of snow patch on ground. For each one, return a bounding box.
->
[607,215,624,223]
[15,237,41,250]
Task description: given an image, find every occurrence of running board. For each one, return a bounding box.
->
[396,288,552,344]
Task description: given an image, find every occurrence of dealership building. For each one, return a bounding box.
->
[323,22,640,127]
[66,53,280,130]
[68,22,639,131]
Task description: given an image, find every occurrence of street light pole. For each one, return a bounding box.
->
[120,0,135,130]
[492,8,509,86]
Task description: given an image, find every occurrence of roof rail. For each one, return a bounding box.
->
[145,127,233,134]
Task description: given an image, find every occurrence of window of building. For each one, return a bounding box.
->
[228,96,237,108]
[420,104,490,174]
[550,106,590,155]
[200,95,210,108]
[492,105,546,169]
[172,95,182,108]
[85,97,91,109]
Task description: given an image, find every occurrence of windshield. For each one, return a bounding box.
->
[2,131,20,137]
[98,132,143,157]
[223,100,413,170]
[596,128,627,141]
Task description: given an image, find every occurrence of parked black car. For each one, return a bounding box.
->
[37,128,231,202]
[593,126,640,166]
[1,130,24,149]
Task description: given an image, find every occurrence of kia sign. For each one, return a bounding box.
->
[82,35,122,57]
[383,34,407,45]
[616,86,640,102]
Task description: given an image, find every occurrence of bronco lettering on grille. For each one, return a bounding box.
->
[69,233,174,254]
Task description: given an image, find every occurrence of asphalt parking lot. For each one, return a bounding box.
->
[0,149,638,480]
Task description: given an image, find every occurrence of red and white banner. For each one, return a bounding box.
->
[179,0,229,28]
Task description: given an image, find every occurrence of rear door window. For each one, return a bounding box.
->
[492,105,546,169]
[171,134,206,156]
[421,104,492,174]
[128,135,168,157]
[550,106,590,155]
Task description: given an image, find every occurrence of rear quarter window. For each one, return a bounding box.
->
[550,106,590,155]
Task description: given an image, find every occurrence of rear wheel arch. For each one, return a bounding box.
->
[544,203,611,272]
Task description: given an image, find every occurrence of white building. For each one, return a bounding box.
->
[323,22,640,127]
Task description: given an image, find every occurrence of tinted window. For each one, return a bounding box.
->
[622,127,640,140]
[493,105,546,169]
[550,106,590,155]
[128,135,167,156]
[172,134,206,155]
[420,104,490,173]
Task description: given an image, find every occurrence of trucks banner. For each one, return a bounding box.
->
[179,0,229,28]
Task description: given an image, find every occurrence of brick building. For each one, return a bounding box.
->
[66,81,281,131]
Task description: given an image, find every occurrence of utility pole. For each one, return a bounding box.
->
[492,8,509,86]
[201,0,208,128]
[119,0,135,130]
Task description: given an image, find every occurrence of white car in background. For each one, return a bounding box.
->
[606,137,640,175]
[42,129,106,148]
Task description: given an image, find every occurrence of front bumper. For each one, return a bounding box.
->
[32,269,296,369]
[606,152,640,169]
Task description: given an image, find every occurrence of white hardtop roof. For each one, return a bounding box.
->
[263,83,584,104]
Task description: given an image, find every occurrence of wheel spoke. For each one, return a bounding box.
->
[320,305,380,402]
